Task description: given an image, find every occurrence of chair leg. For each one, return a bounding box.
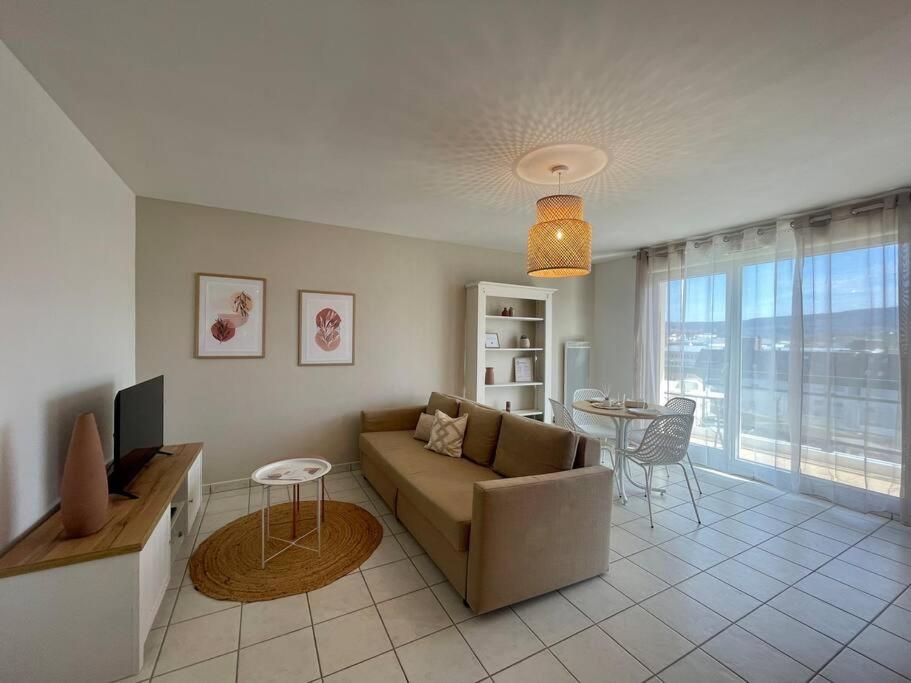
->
[645,465,654,528]
[685,450,702,494]
[680,463,701,525]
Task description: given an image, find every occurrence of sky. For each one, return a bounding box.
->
[667,244,898,323]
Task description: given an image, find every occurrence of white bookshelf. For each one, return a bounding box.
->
[465,281,556,422]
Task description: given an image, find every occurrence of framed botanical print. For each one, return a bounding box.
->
[196,273,266,358]
[299,290,355,366]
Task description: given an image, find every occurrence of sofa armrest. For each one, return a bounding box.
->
[467,466,613,613]
[360,406,426,433]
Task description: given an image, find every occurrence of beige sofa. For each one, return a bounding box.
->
[359,392,614,614]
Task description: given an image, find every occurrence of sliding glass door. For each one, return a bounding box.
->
[736,257,795,477]
[659,268,730,473]
[653,230,902,512]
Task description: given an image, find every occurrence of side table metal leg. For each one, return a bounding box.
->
[291,483,298,539]
[260,485,267,569]
[317,477,323,554]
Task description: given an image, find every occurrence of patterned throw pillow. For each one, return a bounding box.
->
[413,412,435,442]
[424,409,468,458]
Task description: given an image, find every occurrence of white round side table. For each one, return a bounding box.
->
[251,458,331,568]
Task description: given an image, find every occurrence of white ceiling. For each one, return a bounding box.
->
[3,1,911,257]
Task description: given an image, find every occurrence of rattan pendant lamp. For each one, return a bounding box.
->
[526,165,592,278]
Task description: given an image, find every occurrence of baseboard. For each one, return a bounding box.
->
[202,460,362,494]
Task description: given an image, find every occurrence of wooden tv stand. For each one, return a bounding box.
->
[0,442,203,682]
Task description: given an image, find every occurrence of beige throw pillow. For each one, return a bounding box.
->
[413,412,435,442]
[424,409,468,458]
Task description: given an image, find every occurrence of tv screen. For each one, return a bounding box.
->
[110,375,164,494]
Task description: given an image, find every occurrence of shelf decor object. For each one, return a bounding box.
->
[465,281,555,422]
[196,273,266,358]
[514,357,534,383]
[60,412,109,537]
[526,165,592,278]
[298,290,355,365]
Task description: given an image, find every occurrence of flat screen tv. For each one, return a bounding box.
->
[109,375,166,496]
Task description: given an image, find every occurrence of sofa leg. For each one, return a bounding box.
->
[463,598,470,608]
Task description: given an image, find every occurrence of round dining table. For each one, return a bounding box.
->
[571,400,670,501]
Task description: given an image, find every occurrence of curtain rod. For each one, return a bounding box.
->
[639,185,910,256]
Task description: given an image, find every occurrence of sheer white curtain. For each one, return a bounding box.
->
[793,204,902,513]
[899,194,910,524]
[634,192,909,520]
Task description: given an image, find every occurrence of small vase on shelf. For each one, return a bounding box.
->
[500,306,509,317]
[484,367,495,385]
[518,335,531,349]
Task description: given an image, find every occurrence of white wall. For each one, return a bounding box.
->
[0,40,135,550]
[592,256,637,399]
[136,198,593,484]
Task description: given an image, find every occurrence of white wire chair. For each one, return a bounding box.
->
[625,397,703,495]
[663,398,702,494]
[572,388,616,467]
[550,398,578,431]
[619,413,699,527]
[549,398,614,470]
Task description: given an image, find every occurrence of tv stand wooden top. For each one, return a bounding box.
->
[0,442,203,579]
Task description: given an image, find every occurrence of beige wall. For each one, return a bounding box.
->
[136,199,592,484]
[592,256,637,399]
[0,40,135,550]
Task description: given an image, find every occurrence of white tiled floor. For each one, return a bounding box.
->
[129,465,911,682]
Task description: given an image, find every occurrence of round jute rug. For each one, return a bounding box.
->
[189,500,382,602]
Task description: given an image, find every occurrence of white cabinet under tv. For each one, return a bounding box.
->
[465,281,555,422]
[0,443,203,683]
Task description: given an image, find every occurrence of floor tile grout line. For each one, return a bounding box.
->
[810,564,911,680]
[609,485,896,680]
[234,587,242,683]
[357,525,425,683]
[847,538,911,569]
[700,503,897,679]
[366,574,414,683]
[455,605,547,678]
[148,494,210,680]
[147,650,238,681]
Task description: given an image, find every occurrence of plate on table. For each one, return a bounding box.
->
[592,401,623,410]
[628,407,660,417]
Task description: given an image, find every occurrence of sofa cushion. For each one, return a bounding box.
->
[397,456,501,551]
[458,401,502,466]
[413,412,435,441]
[425,410,468,458]
[360,430,437,482]
[360,429,501,551]
[426,391,459,418]
[492,413,578,478]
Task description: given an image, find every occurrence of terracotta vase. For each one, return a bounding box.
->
[60,412,109,537]
[484,367,495,385]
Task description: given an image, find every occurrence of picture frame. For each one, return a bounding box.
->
[514,357,534,383]
[195,273,266,358]
[299,290,356,366]
[484,332,500,349]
